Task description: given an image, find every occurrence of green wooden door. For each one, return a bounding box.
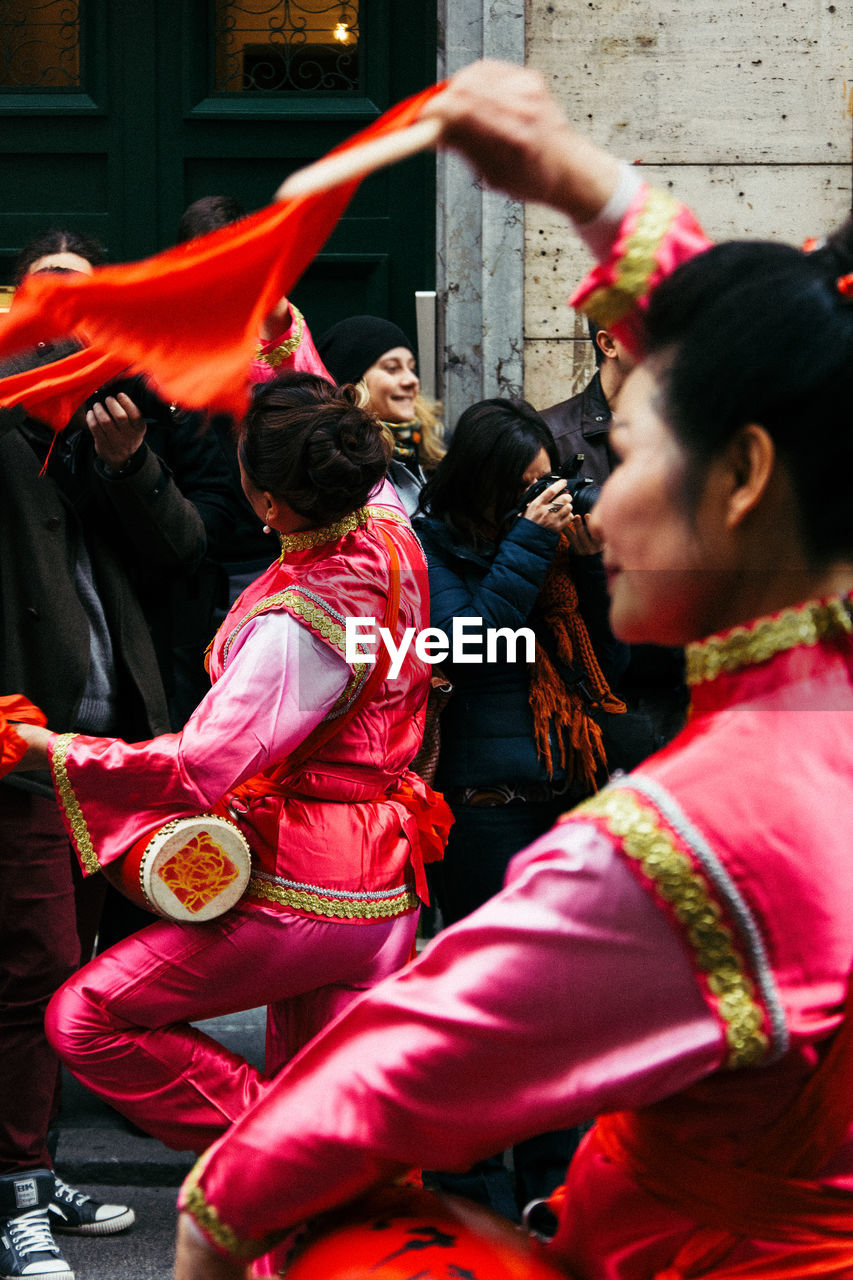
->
[0,0,436,336]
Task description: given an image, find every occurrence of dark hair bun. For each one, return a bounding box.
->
[240,372,391,526]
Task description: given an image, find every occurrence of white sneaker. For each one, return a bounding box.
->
[48,1177,134,1237]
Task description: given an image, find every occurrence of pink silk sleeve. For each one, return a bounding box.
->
[49,612,349,872]
[569,181,713,357]
[179,820,724,1259]
[250,304,332,385]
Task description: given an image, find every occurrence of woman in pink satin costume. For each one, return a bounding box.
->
[151,65,852,1280]
[12,372,450,1157]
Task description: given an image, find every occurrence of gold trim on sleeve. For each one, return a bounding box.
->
[219,584,371,716]
[575,786,771,1069]
[51,732,100,876]
[582,187,682,330]
[182,1156,277,1260]
[222,586,350,662]
[687,594,853,686]
[254,304,304,369]
[365,503,412,529]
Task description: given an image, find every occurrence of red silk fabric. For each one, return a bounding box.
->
[584,965,853,1277]
[0,695,47,778]
[0,83,444,431]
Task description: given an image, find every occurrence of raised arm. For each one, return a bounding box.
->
[423,61,711,356]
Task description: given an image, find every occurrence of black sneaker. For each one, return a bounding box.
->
[0,1170,73,1280]
[48,1178,134,1237]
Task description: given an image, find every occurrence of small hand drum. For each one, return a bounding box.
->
[104,814,252,923]
[270,1185,569,1280]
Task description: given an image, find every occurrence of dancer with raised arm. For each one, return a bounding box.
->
[9,374,449,1171]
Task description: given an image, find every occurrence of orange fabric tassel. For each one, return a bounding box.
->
[528,536,625,787]
[0,83,445,432]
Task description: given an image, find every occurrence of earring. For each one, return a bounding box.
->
[262,524,272,535]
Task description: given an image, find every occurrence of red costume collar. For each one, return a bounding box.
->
[277,507,370,558]
[276,504,409,559]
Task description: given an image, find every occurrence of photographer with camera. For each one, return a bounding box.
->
[412,396,625,1218]
[542,321,689,744]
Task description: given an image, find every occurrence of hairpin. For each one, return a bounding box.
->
[802,236,826,254]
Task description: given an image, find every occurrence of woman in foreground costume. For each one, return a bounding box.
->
[12,373,448,1154]
[22,63,853,1278]
[160,62,853,1280]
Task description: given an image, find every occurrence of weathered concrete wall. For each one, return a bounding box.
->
[436,0,526,430]
[523,0,853,411]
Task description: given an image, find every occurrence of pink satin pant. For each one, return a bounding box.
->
[45,903,417,1155]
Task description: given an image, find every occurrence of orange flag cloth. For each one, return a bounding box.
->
[0,695,47,780]
[0,82,443,431]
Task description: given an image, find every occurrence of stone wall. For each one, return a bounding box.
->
[436,0,526,429]
[523,0,853,411]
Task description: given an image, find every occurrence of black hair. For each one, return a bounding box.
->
[587,316,605,367]
[239,371,391,526]
[13,228,107,286]
[644,220,853,562]
[417,397,558,546]
[177,195,247,243]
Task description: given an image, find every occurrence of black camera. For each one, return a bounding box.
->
[508,452,601,523]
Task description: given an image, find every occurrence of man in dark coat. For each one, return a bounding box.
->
[540,318,635,481]
[0,315,236,1278]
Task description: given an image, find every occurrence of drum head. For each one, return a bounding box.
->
[276,1186,567,1280]
[140,815,251,922]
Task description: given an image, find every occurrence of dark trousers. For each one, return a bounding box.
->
[0,787,81,1174]
[434,797,568,928]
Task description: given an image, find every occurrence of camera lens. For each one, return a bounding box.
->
[566,476,600,519]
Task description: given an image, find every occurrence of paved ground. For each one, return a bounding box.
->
[54,1007,266,1280]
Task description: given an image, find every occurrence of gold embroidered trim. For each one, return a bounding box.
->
[220,585,370,715]
[576,787,770,1069]
[276,503,409,556]
[687,594,853,685]
[246,876,419,919]
[365,503,411,529]
[278,508,369,555]
[583,187,682,329]
[283,589,348,653]
[182,1156,275,1259]
[222,587,345,662]
[254,304,304,368]
[327,658,370,718]
[51,732,100,876]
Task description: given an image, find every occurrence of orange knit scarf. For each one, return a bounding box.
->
[528,536,625,789]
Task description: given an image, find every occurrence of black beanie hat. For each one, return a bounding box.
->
[317,315,415,387]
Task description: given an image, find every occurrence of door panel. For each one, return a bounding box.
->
[0,0,436,335]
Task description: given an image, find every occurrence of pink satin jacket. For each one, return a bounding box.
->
[179,594,853,1277]
[50,501,445,922]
